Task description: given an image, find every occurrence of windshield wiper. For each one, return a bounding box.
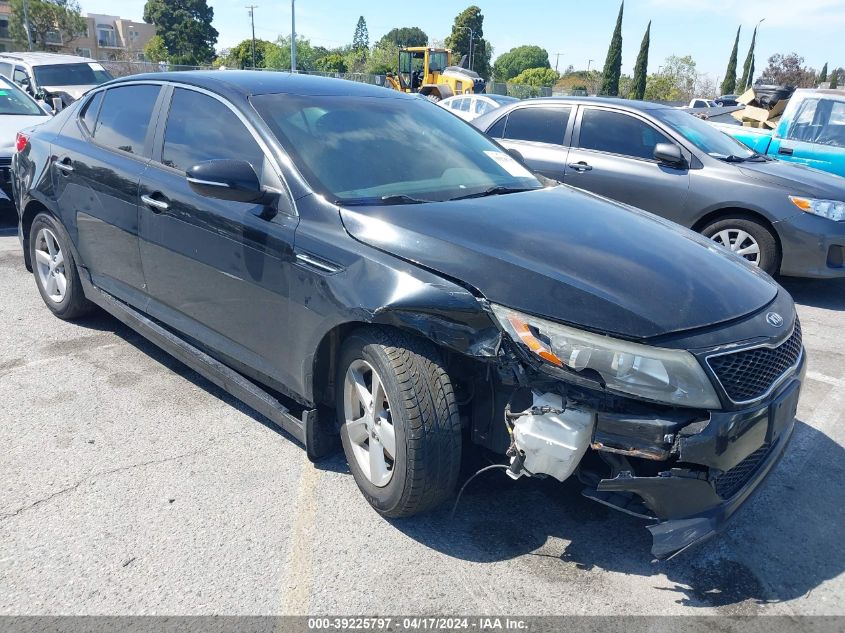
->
[339,194,432,206]
[448,185,537,201]
[720,154,749,163]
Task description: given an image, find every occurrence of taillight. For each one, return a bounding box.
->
[15,132,28,153]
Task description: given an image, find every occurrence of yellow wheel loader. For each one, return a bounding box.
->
[384,47,485,101]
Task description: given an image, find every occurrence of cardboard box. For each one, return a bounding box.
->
[731,90,789,124]
[736,88,757,105]
[765,115,782,129]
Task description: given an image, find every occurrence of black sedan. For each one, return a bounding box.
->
[11,72,805,559]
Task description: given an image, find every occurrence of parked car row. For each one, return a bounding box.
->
[11,71,813,559]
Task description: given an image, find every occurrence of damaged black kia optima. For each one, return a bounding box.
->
[13,72,805,559]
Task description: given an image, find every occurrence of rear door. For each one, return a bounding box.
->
[53,83,163,302]
[564,106,690,219]
[768,97,845,177]
[485,105,573,181]
[138,86,300,388]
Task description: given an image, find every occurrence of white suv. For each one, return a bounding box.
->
[0,52,113,106]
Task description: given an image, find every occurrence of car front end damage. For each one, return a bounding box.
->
[475,293,805,560]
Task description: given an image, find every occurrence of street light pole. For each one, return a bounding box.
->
[290,0,296,72]
[22,0,33,51]
[587,59,593,72]
[246,5,257,69]
[554,52,564,73]
[454,25,474,71]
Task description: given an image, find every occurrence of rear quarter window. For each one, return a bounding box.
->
[93,84,160,155]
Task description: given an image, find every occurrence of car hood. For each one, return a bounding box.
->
[0,114,51,154]
[339,186,779,340]
[40,85,92,101]
[738,159,845,197]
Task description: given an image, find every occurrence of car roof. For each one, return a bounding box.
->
[511,96,670,110]
[0,52,99,65]
[795,88,845,101]
[106,70,420,101]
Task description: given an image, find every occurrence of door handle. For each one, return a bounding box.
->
[54,158,73,173]
[568,161,593,172]
[778,146,794,156]
[141,193,170,213]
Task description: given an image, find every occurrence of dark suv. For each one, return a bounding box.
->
[12,72,805,559]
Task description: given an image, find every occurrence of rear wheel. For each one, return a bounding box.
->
[29,213,94,320]
[336,327,461,518]
[701,216,780,275]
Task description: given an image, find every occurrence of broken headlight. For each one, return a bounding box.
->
[491,304,720,409]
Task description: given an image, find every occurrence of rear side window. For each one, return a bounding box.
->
[161,88,265,173]
[94,85,160,155]
[475,99,494,115]
[578,108,670,160]
[502,107,570,145]
[80,91,103,134]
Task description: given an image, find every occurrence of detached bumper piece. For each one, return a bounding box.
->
[593,378,801,560]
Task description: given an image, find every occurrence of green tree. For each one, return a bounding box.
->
[143,35,169,63]
[492,45,550,82]
[9,0,86,51]
[600,2,624,96]
[366,42,399,75]
[353,16,369,52]
[759,53,817,88]
[510,67,558,87]
[829,68,841,89]
[265,36,316,71]
[445,5,492,78]
[218,38,274,68]
[721,26,741,95]
[644,55,697,101]
[738,24,757,92]
[818,62,828,83]
[377,27,427,48]
[314,53,347,73]
[629,21,650,100]
[143,0,218,65]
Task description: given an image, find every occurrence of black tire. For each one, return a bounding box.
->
[700,216,780,276]
[336,327,461,518]
[29,212,94,320]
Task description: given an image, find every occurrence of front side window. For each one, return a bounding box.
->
[653,107,754,160]
[578,108,671,160]
[94,85,160,155]
[162,88,266,173]
[12,67,28,85]
[80,90,103,133]
[251,94,541,203]
[786,98,845,148]
[503,107,570,145]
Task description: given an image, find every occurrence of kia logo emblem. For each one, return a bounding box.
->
[766,312,784,327]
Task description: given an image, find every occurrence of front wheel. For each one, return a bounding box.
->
[700,216,780,275]
[336,327,461,518]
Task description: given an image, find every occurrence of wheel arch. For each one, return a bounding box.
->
[691,206,783,257]
[20,199,55,271]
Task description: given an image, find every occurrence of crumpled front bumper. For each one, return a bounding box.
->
[594,370,803,560]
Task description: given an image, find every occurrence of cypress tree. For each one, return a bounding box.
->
[831,69,840,89]
[738,25,757,92]
[629,21,650,100]
[818,62,828,83]
[720,26,740,95]
[600,2,624,96]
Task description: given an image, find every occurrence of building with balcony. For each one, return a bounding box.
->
[0,1,14,53]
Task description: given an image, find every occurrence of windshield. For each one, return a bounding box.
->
[33,63,113,87]
[251,94,542,203]
[0,77,45,115]
[654,107,756,160]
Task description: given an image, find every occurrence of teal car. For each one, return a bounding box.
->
[716,89,845,178]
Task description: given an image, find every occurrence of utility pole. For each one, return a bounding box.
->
[554,52,564,73]
[22,0,33,51]
[246,5,258,69]
[587,59,594,72]
[290,0,296,72]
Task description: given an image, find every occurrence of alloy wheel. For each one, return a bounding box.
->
[34,228,67,303]
[343,359,396,487]
[710,228,761,266]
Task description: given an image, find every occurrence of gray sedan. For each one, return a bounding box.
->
[473,97,845,278]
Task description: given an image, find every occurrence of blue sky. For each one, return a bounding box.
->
[85,0,845,80]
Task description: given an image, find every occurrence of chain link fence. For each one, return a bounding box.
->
[101,61,549,99]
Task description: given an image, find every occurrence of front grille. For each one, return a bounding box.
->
[707,320,802,403]
[713,443,771,499]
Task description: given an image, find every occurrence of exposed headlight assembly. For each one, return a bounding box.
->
[789,196,845,222]
[491,304,721,409]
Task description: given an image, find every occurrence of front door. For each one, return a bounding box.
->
[55,84,162,302]
[138,86,300,389]
[769,97,845,177]
[564,106,690,223]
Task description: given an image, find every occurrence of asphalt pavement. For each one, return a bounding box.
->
[1,210,843,616]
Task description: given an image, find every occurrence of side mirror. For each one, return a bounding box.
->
[51,97,63,113]
[186,159,274,205]
[653,142,686,167]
